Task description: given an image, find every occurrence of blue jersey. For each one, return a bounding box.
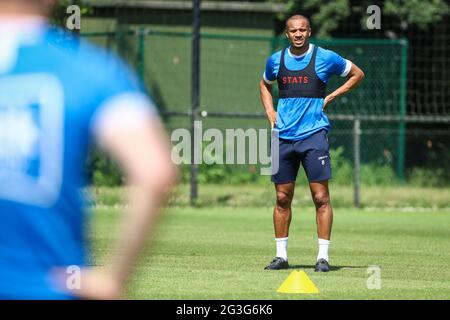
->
[0,21,152,299]
[263,44,351,140]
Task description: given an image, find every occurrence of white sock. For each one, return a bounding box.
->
[317,238,330,262]
[275,237,288,261]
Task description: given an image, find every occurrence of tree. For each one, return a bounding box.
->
[269,0,449,37]
[383,0,449,30]
[270,0,351,38]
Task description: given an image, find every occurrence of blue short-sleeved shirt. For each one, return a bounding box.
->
[263,44,351,140]
[0,22,154,299]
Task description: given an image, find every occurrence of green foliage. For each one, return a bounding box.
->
[179,163,265,185]
[175,146,399,186]
[87,149,123,187]
[88,144,448,188]
[270,0,351,38]
[329,146,353,184]
[269,0,449,36]
[384,0,450,29]
[304,0,351,38]
[361,164,397,186]
[331,147,397,186]
[407,167,448,187]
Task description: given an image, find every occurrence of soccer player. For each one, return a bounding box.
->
[260,15,364,271]
[0,0,176,299]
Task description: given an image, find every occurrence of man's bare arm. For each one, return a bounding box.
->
[259,79,277,128]
[68,111,177,300]
[323,62,365,111]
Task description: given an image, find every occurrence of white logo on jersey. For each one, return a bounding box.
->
[0,73,64,207]
[0,108,39,171]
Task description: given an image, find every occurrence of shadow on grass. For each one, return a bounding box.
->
[288,265,368,271]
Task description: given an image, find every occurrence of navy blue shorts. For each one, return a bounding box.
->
[271,129,331,184]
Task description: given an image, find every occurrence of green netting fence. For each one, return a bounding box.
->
[81,28,408,183]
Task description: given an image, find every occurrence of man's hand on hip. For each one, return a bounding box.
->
[267,110,277,129]
[322,95,335,112]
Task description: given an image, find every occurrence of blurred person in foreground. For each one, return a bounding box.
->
[0,0,176,299]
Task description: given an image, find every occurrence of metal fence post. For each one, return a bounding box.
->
[190,0,201,206]
[397,38,408,183]
[136,27,146,84]
[353,117,361,208]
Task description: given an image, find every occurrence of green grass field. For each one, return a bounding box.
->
[90,187,450,300]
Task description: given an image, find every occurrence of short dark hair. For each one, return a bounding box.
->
[285,15,311,30]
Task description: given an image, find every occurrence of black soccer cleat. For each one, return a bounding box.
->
[265,257,289,270]
[314,258,330,272]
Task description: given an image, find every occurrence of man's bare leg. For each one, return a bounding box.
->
[274,182,296,238]
[309,180,333,271]
[265,182,295,270]
[310,180,333,240]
